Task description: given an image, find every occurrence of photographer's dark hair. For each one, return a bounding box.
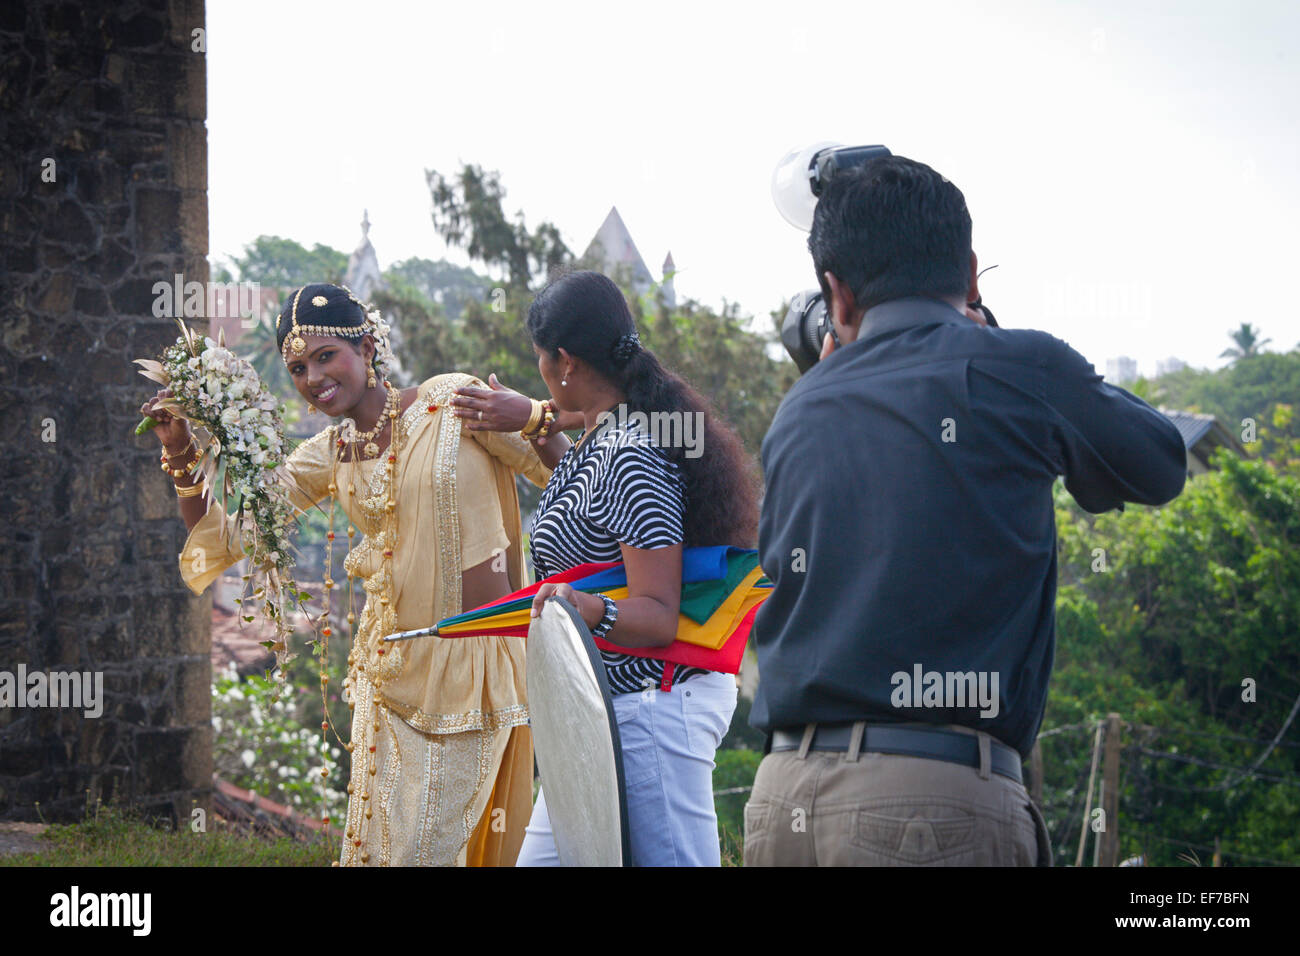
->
[527,270,759,547]
[275,283,374,368]
[808,156,972,313]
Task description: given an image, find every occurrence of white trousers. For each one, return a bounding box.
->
[517,669,737,867]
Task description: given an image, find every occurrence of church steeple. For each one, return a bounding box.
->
[345,208,382,302]
[342,210,407,384]
[661,251,676,308]
[583,207,654,294]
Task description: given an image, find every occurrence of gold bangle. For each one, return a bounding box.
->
[175,479,206,498]
[520,400,545,438]
[520,399,544,437]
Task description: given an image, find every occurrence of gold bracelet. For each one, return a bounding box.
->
[519,399,544,438]
[164,436,198,463]
[536,402,557,439]
[175,479,206,498]
[161,437,199,478]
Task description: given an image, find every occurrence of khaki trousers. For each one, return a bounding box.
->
[743,723,1052,866]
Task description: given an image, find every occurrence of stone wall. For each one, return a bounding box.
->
[0,0,211,822]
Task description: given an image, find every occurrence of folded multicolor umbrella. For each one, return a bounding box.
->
[386,547,770,676]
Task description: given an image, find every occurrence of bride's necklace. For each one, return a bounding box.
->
[347,382,400,459]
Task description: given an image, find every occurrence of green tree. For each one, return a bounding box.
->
[1220,322,1273,362]
[383,257,493,321]
[231,236,348,287]
[425,165,569,290]
[1046,453,1300,864]
[1152,350,1300,469]
[629,291,798,456]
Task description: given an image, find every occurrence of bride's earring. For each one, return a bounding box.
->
[561,377,567,387]
[308,405,317,415]
[366,368,377,389]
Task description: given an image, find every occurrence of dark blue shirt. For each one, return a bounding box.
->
[750,297,1187,758]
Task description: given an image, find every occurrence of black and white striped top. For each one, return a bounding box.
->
[529,420,708,695]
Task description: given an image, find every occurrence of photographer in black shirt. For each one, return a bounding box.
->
[744,156,1188,866]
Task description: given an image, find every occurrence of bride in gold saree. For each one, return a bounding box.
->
[141,283,559,865]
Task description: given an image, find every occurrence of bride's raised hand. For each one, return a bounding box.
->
[451,373,533,433]
[140,388,193,453]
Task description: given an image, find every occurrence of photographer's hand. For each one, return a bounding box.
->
[819,330,837,361]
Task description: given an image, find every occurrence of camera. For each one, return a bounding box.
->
[772,143,996,372]
[772,142,889,373]
[779,291,833,375]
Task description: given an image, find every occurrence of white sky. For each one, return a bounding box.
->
[207,0,1300,377]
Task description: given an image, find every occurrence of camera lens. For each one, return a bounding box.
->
[781,291,828,374]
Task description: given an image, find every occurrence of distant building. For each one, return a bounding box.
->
[662,251,677,308]
[583,206,676,304]
[1161,409,1247,476]
[1156,357,1187,377]
[345,209,383,302]
[343,211,408,385]
[1106,356,1138,385]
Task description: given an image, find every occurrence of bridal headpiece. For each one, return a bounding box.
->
[278,283,396,380]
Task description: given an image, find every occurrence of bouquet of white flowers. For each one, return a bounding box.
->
[135,320,306,683]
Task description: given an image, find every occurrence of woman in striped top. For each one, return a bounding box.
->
[451,270,759,865]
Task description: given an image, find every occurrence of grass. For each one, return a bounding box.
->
[1,805,335,867]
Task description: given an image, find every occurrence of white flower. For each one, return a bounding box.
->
[240,749,256,768]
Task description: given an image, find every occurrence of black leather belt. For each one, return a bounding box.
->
[771,722,1023,784]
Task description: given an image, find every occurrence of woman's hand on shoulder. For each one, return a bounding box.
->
[451,373,533,433]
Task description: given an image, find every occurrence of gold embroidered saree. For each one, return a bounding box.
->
[179,373,551,865]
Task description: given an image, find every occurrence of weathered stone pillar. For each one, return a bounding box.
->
[0,0,212,823]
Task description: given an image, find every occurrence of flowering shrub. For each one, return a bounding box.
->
[211,664,346,820]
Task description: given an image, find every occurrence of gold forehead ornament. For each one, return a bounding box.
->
[280,286,378,364]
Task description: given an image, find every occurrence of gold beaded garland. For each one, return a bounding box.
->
[335,384,409,867]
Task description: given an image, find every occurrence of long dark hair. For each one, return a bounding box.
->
[527,271,759,547]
